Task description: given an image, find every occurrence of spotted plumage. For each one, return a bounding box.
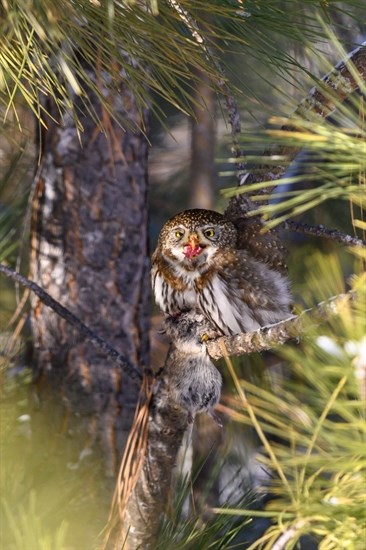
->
[151,209,292,336]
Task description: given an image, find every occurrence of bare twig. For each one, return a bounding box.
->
[281,220,366,247]
[206,292,355,360]
[0,263,142,383]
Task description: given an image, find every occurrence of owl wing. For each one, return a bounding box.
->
[230,216,288,274]
[199,248,291,335]
[224,249,292,329]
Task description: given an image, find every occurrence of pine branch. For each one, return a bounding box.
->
[282,220,366,247]
[294,41,366,122]
[0,263,142,383]
[206,291,356,360]
[266,41,366,185]
[225,41,366,217]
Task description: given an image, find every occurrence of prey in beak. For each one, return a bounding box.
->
[183,233,204,259]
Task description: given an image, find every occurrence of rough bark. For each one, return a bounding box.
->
[30,61,150,475]
[122,378,189,549]
[0,263,142,382]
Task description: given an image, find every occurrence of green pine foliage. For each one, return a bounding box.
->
[0,1,365,549]
[215,253,365,549]
[0,0,364,129]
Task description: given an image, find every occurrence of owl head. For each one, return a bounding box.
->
[156,209,237,268]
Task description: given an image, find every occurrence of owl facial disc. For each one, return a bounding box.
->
[183,234,204,259]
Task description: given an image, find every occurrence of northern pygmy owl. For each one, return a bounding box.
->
[151,209,292,336]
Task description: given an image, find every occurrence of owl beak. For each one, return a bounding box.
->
[183,233,203,259]
[188,234,199,248]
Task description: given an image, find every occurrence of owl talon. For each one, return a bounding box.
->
[200,328,219,342]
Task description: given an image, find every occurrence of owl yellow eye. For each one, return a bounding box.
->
[204,228,215,238]
[175,230,184,239]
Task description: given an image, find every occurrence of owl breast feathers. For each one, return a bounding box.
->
[151,209,292,336]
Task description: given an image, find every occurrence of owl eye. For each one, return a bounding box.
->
[204,228,216,238]
[175,230,184,239]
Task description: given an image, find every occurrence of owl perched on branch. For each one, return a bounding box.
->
[152,209,292,336]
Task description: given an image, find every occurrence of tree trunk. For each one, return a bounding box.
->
[30,63,150,476]
[189,67,216,210]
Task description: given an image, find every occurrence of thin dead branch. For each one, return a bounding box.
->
[281,220,366,247]
[118,350,191,550]
[0,262,142,383]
